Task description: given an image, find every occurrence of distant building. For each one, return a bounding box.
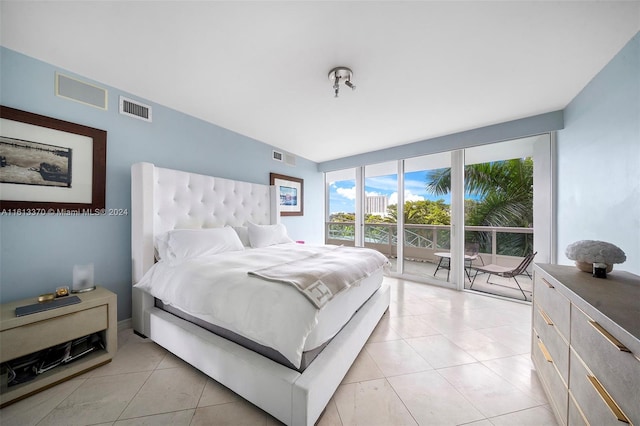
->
[366,195,388,216]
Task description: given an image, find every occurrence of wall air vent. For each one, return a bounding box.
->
[272,150,295,166]
[119,96,152,122]
[284,153,296,167]
[56,72,108,110]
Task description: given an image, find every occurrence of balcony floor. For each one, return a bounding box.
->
[389,258,533,302]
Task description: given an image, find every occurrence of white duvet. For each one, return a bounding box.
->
[134,243,386,368]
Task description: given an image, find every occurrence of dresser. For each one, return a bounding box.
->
[532,264,640,426]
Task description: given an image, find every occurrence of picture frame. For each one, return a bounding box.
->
[270,172,303,216]
[0,106,107,213]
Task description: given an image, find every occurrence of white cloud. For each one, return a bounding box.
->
[366,175,398,191]
[336,186,385,200]
[404,177,428,194]
[388,190,425,205]
[336,186,356,200]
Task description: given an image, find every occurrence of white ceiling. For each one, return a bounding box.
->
[1,1,639,163]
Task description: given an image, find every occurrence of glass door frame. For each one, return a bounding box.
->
[450,149,466,290]
[396,160,405,275]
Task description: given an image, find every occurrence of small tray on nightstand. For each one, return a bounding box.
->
[15,296,81,317]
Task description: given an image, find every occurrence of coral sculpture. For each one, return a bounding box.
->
[565,240,626,273]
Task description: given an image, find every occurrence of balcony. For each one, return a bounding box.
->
[326,222,533,301]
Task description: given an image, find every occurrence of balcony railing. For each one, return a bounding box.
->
[326,222,533,268]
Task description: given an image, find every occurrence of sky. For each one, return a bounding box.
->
[329,171,452,214]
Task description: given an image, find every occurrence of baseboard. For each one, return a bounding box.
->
[118,317,132,331]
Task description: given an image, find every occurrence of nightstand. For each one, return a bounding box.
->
[0,286,117,407]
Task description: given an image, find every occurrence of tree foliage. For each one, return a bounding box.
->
[426,158,534,255]
[330,199,451,226]
[329,212,355,222]
[385,200,450,225]
[426,158,533,228]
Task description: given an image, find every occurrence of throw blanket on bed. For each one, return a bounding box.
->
[249,245,389,308]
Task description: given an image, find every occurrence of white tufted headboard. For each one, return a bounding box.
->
[131,162,279,281]
[131,162,279,334]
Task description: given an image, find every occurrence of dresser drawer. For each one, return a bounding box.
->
[533,306,569,384]
[569,349,633,425]
[568,393,587,426]
[533,269,570,341]
[0,305,108,362]
[570,304,639,423]
[532,329,568,424]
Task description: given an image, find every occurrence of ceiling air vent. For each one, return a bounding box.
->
[119,96,152,122]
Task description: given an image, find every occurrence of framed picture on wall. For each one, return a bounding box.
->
[0,106,107,213]
[270,172,303,216]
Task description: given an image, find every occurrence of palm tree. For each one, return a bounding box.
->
[426,158,533,256]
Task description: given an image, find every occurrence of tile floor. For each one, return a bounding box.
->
[0,277,558,426]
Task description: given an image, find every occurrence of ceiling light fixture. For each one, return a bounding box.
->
[328,67,356,98]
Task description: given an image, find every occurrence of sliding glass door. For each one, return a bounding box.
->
[325,168,356,247]
[325,154,462,287]
[402,152,453,284]
[325,134,552,299]
[462,136,548,301]
[364,162,398,274]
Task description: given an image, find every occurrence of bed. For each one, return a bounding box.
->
[131,162,390,425]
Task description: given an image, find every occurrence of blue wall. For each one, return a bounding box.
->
[556,32,639,274]
[0,48,324,320]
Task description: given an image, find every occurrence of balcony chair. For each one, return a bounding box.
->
[469,252,537,300]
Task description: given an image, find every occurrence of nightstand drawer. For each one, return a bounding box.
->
[0,305,108,362]
[533,306,569,384]
[533,270,570,341]
[569,349,633,425]
[570,304,639,423]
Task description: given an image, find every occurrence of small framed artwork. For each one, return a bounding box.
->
[0,106,107,213]
[270,172,303,216]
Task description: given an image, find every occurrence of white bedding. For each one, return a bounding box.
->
[134,243,387,368]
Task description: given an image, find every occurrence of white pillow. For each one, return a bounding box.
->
[154,232,172,261]
[233,226,251,247]
[247,222,293,248]
[156,227,244,261]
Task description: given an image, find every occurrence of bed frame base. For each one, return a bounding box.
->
[140,283,389,425]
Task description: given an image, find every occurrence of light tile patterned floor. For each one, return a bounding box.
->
[0,277,557,426]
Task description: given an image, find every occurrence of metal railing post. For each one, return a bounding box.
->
[491,228,497,264]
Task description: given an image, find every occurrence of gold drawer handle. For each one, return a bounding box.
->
[537,340,553,363]
[586,375,630,424]
[538,309,554,326]
[589,321,631,353]
[541,278,554,289]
